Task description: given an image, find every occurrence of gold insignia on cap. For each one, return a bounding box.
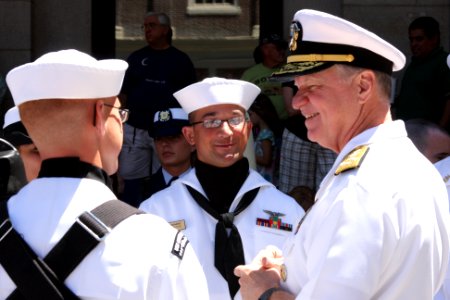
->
[289,21,302,52]
[280,263,287,281]
[335,145,369,175]
[159,110,171,122]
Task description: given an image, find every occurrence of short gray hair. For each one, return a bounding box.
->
[336,64,392,99]
[145,12,171,27]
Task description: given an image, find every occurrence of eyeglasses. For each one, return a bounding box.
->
[104,104,129,123]
[190,116,247,129]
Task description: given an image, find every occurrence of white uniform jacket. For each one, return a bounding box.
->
[139,169,305,300]
[281,120,450,300]
[0,177,209,300]
[434,156,450,300]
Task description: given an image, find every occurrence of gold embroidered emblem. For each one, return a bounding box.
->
[169,219,186,231]
[334,145,370,175]
[289,21,302,52]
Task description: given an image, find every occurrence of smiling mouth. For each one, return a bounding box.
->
[305,112,319,120]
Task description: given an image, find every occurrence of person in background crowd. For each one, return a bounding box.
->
[118,11,197,206]
[405,118,450,163]
[235,9,449,300]
[287,185,315,212]
[241,34,289,123]
[394,16,450,132]
[0,49,208,299]
[142,107,195,201]
[241,34,289,176]
[140,77,305,300]
[3,106,40,181]
[248,94,282,185]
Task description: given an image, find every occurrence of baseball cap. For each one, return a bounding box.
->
[151,108,189,138]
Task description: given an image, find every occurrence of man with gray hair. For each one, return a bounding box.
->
[235,9,449,300]
[118,12,197,206]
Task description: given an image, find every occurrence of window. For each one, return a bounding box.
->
[187,0,241,16]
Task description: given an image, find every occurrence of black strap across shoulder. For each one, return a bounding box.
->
[0,199,143,299]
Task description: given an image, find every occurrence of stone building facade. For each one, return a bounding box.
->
[0,0,449,87]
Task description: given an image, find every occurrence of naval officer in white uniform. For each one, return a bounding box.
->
[234,9,450,300]
[139,77,305,299]
[0,49,208,300]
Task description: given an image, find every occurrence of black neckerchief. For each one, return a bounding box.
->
[38,157,112,189]
[195,158,249,214]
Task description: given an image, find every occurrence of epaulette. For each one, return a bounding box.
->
[171,230,189,260]
[334,145,370,175]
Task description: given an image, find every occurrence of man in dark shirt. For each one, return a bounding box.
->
[118,12,197,206]
[394,16,450,131]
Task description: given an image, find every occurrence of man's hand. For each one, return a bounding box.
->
[234,246,283,300]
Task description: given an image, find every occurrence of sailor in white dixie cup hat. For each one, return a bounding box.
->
[234,9,449,300]
[139,77,305,300]
[1,49,208,299]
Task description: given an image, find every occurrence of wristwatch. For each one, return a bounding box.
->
[258,287,283,300]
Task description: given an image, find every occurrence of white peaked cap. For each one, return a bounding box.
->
[174,77,261,114]
[6,49,128,106]
[3,106,20,129]
[273,9,406,80]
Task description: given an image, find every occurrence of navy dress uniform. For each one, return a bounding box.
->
[259,9,450,300]
[140,77,305,300]
[0,49,209,299]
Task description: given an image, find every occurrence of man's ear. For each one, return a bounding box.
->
[357,70,375,104]
[182,126,195,146]
[94,100,106,137]
[246,120,253,138]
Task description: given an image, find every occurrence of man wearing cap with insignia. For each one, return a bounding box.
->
[234,9,450,300]
[142,107,195,200]
[1,49,208,299]
[3,106,41,182]
[139,77,305,300]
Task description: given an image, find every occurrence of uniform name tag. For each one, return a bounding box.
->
[169,219,186,231]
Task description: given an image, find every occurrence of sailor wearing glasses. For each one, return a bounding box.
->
[139,77,305,300]
[1,49,208,300]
